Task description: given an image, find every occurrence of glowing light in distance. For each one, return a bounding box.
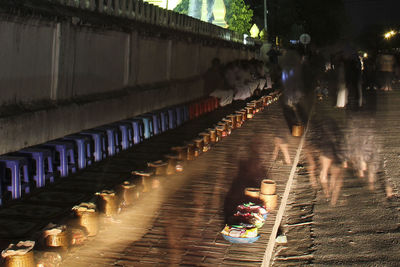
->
[384,30,397,39]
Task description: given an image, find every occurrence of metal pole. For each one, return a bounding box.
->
[264,0,267,31]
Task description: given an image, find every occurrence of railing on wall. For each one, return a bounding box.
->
[49,0,254,45]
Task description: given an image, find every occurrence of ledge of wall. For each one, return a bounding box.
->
[0,78,204,155]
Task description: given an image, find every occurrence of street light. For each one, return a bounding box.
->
[264,0,267,32]
[384,30,397,40]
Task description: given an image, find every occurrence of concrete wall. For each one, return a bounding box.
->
[72,29,128,97]
[0,12,255,154]
[198,46,218,74]
[135,37,170,84]
[0,20,54,105]
[171,41,199,80]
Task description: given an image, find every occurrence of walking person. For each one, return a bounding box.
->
[280,48,304,110]
[376,52,396,91]
[343,47,362,109]
[336,56,348,108]
[305,116,345,206]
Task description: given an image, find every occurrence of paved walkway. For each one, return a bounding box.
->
[272,90,400,266]
[61,96,301,266]
[3,89,400,266]
[0,92,305,266]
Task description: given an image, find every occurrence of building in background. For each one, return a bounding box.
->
[144,0,181,10]
[146,0,228,28]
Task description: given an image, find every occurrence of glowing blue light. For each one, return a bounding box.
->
[282,69,294,82]
[282,71,288,81]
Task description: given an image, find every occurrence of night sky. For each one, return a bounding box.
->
[344,0,400,32]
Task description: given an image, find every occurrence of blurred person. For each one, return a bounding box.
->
[233,60,253,100]
[344,113,381,192]
[206,0,215,22]
[249,59,270,95]
[203,57,224,96]
[279,48,309,136]
[210,87,234,107]
[363,53,377,90]
[252,59,269,92]
[267,45,281,65]
[231,60,265,101]
[304,146,318,189]
[335,54,348,108]
[309,48,329,100]
[247,59,266,93]
[271,136,291,165]
[280,48,304,107]
[266,45,282,88]
[343,48,362,109]
[310,48,327,89]
[376,52,396,91]
[395,53,400,83]
[210,62,235,106]
[363,53,378,111]
[271,102,292,166]
[224,136,267,223]
[213,59,270,104]
[305,116,345,206]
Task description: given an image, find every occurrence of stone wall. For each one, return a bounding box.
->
[0,2,256,154]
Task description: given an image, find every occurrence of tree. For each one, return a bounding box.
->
[174,0,254,35]
[174,0,189,15]
[224,0,253,34]
[244,0,265,29]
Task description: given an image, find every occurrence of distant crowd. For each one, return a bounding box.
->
[203,58,271,107]
[203,43,399,206]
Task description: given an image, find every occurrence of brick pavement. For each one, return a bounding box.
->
[272,90,400,266]
[10,89,400,267]
[61,98,302,266]
[0,94,307,266]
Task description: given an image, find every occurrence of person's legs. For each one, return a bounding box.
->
[279,143,291,165]
[271,137,281,162]
[330,164,343,206]
[272,137,291,165]
[385,181,393,198]
[305,149,318,188]
[206,0,215,22]
[367,162,376,191]
[359,159,367,178]
[319,155,332,198]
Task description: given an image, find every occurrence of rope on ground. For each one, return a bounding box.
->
[261,103,314,267]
